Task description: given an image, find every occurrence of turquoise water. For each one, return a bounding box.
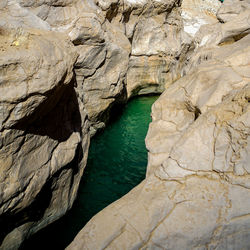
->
[21,95,158,250]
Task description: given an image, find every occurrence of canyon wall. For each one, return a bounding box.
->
[0,0,193,248]
[0,12,90,249]
[1,0,250,249]
[67,0,250,249]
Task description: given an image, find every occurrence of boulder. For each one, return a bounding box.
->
[217,0,250,23]
[67,60,250,250]
[125,0,221,98]
[75,18,131,134]
[19,0,131,134]
[0,13,90,249]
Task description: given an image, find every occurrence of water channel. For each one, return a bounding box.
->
[22,95,158,250]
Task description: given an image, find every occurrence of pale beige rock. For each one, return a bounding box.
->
[125,0,222,99]
[0,1,51,30]
[0,28,77,130]
[19,0,131,132]
[180,0,220,40]
[217,0,250,23]
[68,83,250,250]
[126,56,169,98]
[2,0,250,249]
[147,34,250,175]
[195,6,250,48]
[0,12,90,249]
[77,19,130,134]
[67,2,250,249]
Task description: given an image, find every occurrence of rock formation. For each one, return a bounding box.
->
[0,0,249,249]
[67,0,250,249]
[0,16,89,249]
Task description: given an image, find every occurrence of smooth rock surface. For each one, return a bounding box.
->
[1,0,250,248]
[0,5,90,249]
[67,2,250,249]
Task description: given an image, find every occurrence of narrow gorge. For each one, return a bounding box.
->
[21,96,158,249]
[0,0,250,249]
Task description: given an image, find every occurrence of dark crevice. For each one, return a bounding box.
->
[96,83,127,127]
[1,75,83,249]
[106,3,119,23]
[123,8,132,23]
[19,145,83,250]
[185,101,201,120]
[219,31,250,46]
[13,81,81,142]
[0,177,53,246]
[194,106,201,120]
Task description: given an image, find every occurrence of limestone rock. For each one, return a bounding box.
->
[0,16,90,249]
[126,56,169,98]
[125,0,221,98]
[147,33,250,175]
[67,2,250,249]
[0,0,130,247]
[68,66,250,250]
[75,18,131,133]
[126,11,183,98]
[0,28,77,131]
[19,0,131,133]
[217,0,250,23]
[1,0,250,248]
[0,1,50,31]
[181,0,221,38]
[195,2,250,48]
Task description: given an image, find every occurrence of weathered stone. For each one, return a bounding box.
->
[217,0,250,23]
[125,0,221,99]
[1,0,250,248]
[0,28,77,131]
[195,6,250,48]
[126,56,169,98]
[67,1,250,249]
[0,6,90,248]
[68,79,250,250]
[147,33,250,175]
[19,0,131,133]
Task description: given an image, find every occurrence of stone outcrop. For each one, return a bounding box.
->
[0,5,90,249]
[11,0,131,134]
[0,0,185,248]
[1,0,249,248]
[67,1,250,249]
[69,84,250,249]
[124,0,222,98]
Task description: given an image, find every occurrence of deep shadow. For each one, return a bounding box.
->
[19,95,158,250]
[13,80,82,141]
[0,78,83,247]
[106,2,119,22]
[19,142,83,250]
[0,176,53,246]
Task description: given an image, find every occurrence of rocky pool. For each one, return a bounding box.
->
[21,95,158,249]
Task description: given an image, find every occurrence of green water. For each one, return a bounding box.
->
[21,95,158,250]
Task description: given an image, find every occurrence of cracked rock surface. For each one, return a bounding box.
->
[0,3,90,250]
[1,0,249,248]
[67,1,250,249]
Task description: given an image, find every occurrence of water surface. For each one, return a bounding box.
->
[22,95,158,250]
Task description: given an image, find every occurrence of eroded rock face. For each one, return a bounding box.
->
[124,0,221,98]
[67,1,250,249]
[13,0,131,134]
[1,0,249,248]
[0,11,90,249]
